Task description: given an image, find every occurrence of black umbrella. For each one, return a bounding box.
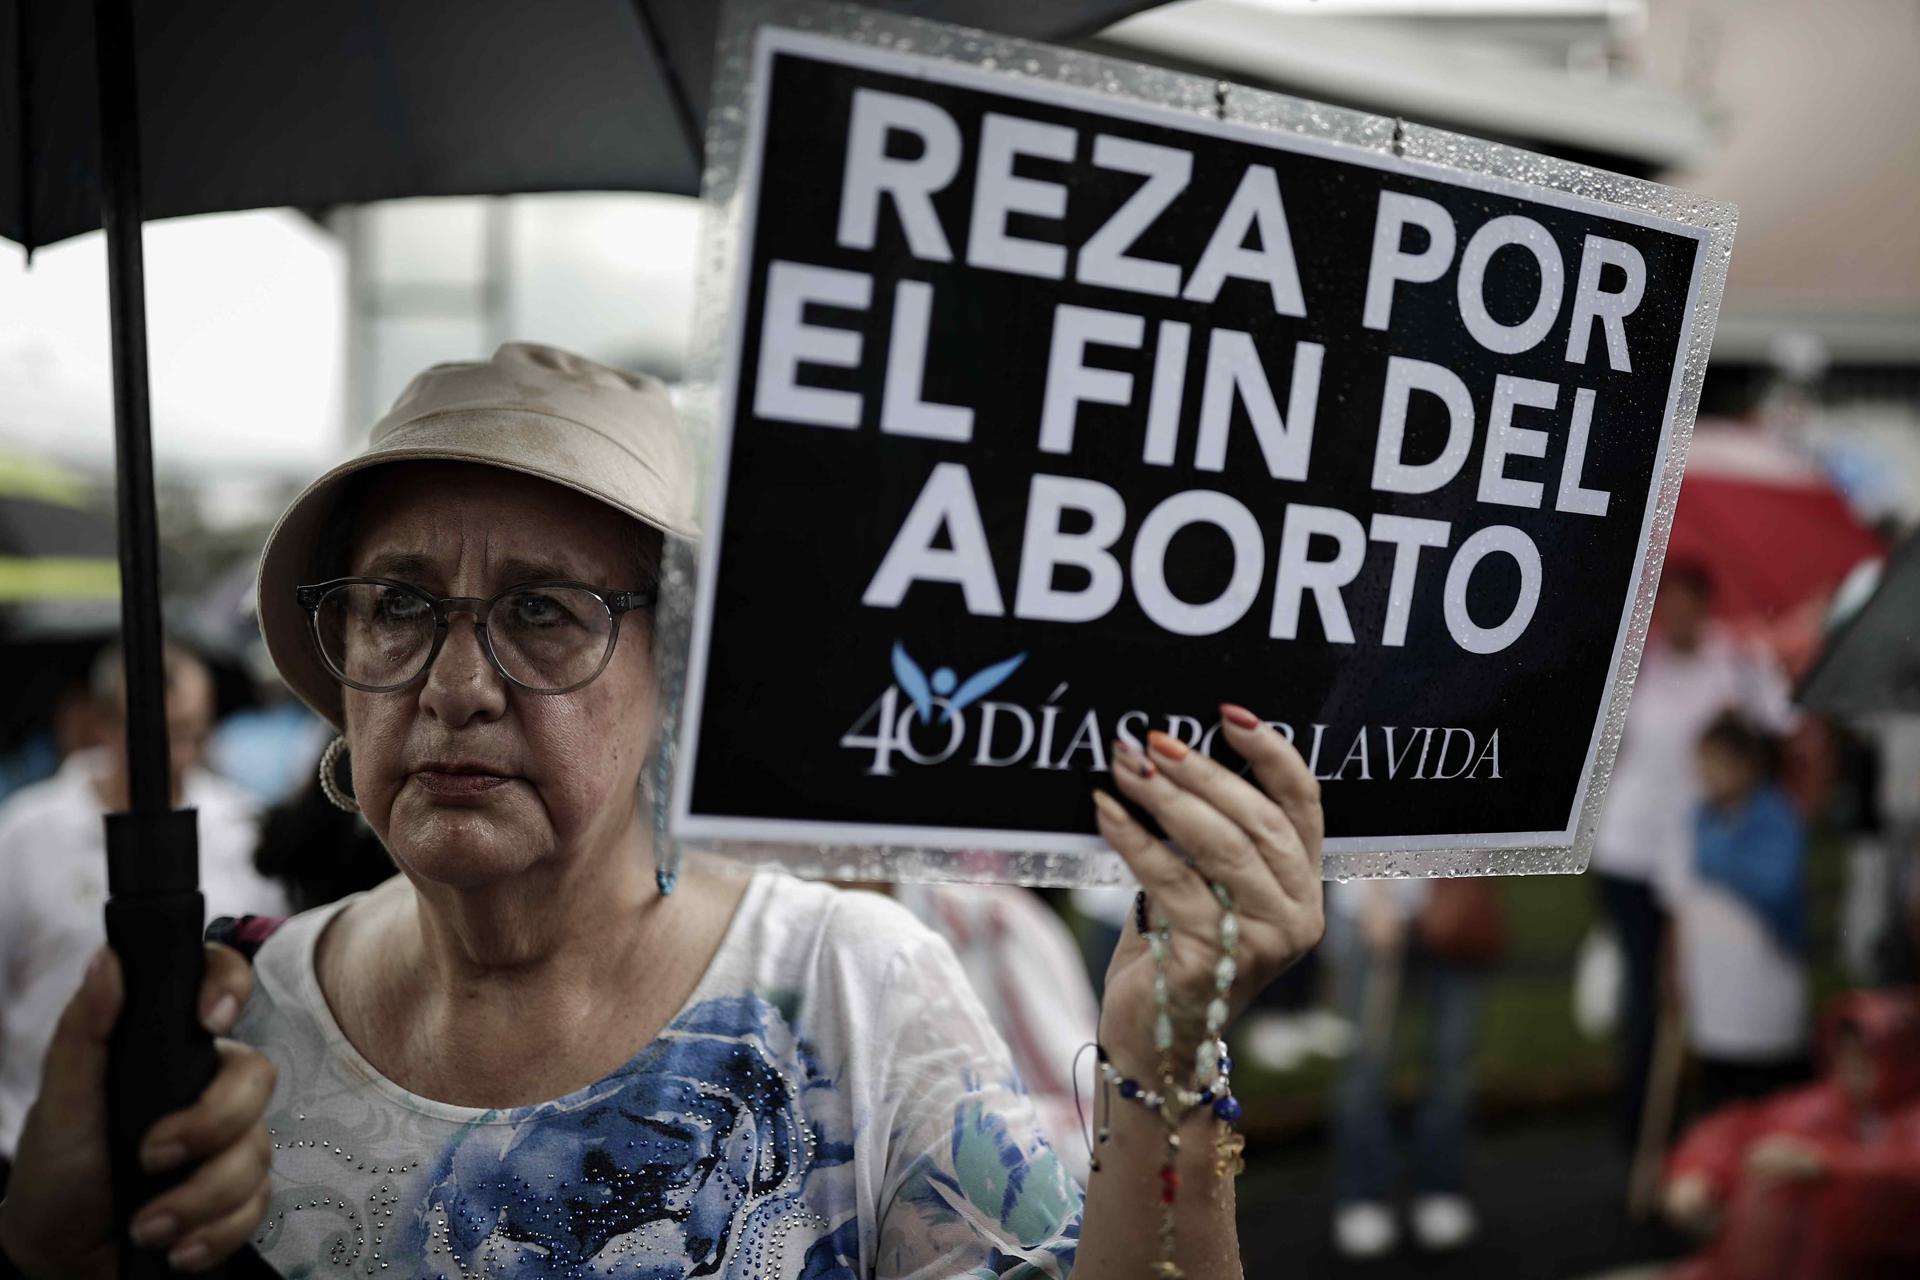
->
[3,0,1161,251]
[2,3,1166,1273]
[1798,532,1920,716]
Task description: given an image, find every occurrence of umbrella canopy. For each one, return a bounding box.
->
[1667,420,1886,621]
[1,0,1166,251]
[1798,532,1920,716]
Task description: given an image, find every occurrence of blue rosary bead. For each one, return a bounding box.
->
[1119,1079,1139,1100]
[1213,1095,1242,1123]
[1219,1053,1233,1076]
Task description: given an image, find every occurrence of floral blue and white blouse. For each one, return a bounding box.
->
[234,871,1084,1278]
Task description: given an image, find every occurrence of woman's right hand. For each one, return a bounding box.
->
[0,943,277,1278]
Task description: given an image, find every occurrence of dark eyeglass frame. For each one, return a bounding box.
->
[296,576,657,696]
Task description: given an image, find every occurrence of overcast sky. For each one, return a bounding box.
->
[0,209,344,480]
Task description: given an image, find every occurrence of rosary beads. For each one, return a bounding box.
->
[1095,883,1245,1280]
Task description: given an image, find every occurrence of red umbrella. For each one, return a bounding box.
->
[1669,422,1887,816]
[1668,420,1886,622]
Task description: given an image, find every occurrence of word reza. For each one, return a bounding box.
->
[749,88,1651,655]
[841,679,1504,783]
[829,88,1640,367]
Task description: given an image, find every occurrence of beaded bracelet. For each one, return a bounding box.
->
[1100,1048,1239,1120]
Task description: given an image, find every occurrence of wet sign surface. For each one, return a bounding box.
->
[670,25,1721,871]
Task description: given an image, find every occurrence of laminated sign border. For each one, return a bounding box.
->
[661,3,1735,885]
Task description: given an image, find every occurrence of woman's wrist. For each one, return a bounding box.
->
[1079,1069,1242,1278]
[1092,1075,1228,1146]
[1095,1010,1218,1087]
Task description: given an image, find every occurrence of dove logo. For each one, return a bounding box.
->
[838,643,1035,775]
[888,643,1027,725]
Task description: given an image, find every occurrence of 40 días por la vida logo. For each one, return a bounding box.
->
[851,642,1035,774]
[846,642,1504,783]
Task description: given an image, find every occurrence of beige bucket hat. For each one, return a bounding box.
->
[257,342,698,728]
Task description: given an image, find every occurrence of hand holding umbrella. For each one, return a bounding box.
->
[0,945,275,1278]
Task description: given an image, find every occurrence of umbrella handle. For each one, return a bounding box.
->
[104,814,221,1280]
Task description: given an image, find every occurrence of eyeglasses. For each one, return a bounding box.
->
[297,578,656,695]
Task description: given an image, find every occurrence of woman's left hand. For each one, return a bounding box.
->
[1093,704,1324,1079]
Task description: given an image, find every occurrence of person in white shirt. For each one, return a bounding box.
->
[1591,563,1794,1147]
[0,642,287,1168]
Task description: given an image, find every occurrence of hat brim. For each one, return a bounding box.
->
[257,408,698,728]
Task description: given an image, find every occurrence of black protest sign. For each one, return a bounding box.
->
[670,28,1713,861]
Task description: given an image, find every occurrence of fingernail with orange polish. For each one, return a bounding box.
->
[1146,730,1190,761]
[1220,703,1260,730]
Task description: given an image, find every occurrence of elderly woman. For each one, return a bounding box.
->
[0,344,1324,1278]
